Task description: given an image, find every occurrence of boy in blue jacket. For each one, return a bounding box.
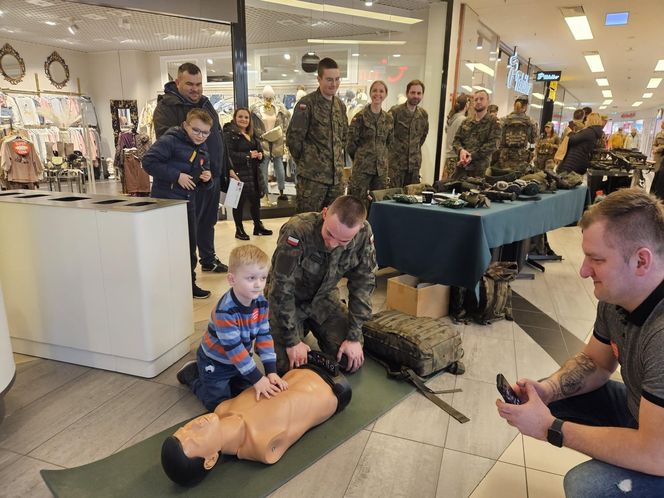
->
[142,108,213,299]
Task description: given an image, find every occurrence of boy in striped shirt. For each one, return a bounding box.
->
[177,244,288,410]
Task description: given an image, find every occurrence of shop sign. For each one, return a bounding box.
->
[621,112,636,119]
[535,70,562,81]
[506,51,532,95]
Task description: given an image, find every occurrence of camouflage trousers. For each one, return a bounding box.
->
[499,149,532,173]
[389,168,420,188]
[534,154,555,172]
[348,171,387,207]
[295,177,344,213]
[270,298,349,375]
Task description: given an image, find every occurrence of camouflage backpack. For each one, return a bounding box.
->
[450,262,519,324]
[503,118,530,148]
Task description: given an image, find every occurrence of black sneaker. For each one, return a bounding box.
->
[176,360,199,387]
[193,284,211,299]
[201,258,228,273]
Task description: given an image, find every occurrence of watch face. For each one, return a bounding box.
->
[547,427,563,447]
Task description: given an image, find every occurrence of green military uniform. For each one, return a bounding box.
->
[286,89,348,213]
[265,213,377,374]
[452,113,502,178]
[498,111,538,173]
[652,131,664,172]
[387,103,429,188]
[347,107,393,206]
[534,134,561,171]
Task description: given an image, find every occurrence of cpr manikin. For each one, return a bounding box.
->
[250,85,290,201]
[161,352,351,486]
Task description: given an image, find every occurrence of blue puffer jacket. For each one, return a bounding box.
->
[142,126,210,200]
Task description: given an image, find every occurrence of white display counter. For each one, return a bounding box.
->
[0,190,193,378]
[0,282,15,423]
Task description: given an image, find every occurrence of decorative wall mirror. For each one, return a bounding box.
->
[44,51,70,89]
[110,100,139,146]
[0,43,26,85]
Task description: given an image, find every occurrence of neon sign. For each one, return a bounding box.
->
[506,51,531,95]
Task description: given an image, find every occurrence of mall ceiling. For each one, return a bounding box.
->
[464,0,664,115]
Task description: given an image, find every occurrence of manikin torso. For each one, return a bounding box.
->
[260,101,277,132]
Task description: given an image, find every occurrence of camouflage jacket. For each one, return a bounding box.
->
[653,131,664,167]
[347,107,393,177]
[499,112,538,149]
[286,89,348,185]
[388,104,429,172]
[265,213,377,346]
[452,113,502,172]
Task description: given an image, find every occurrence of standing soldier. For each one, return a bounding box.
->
[652,121,664,170]
[534,122,560,171]
[498,94,538,173]
[388,80,429,187]
[452,89,502,179]
[286,58,348,213]
[265,195,376,375]
[347,80,393,206]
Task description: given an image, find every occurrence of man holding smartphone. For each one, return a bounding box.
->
[497,189,664,496]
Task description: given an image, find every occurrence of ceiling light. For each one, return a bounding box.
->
[531,92,544,100]
[530,104,543,109]
[351,53,359,57]
[554,101,564,106]
[68,23,79,35]
[365,0,373,5]
[465,62,495,77]
[461,85,473,92]
[307,39,405,45]
[260,0,421,25]
[596,78,609,86]
[584,52,604,72]
[656,60,664,71]
[118,17,130,29]
[472,85,492,94]
[45,21,56,26]
[0,10,4,15]
[281,73,288,77]
[561,7,594,40]
[647,78,662,89]
[632,101,643,107]
[599,105,607,109]
[564,106,577,110]
[602,90,612,98]
[605,12,629,26]
[206,58,213,65]
[643,92,654,98]
[603,99,613,105]
[476,35,483,50]
[393,54,401,58]
[284,53,291,60]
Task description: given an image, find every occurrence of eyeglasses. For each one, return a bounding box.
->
[189,126,211,137]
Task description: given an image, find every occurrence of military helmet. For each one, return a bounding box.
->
[514,94,529,104]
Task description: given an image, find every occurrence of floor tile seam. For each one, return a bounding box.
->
[111,389,190,456]
[369,428,449,450]
[10,452,66,470]
[21,376,140,456]
[466,459,524,498]
[341,428,374,498]
[523,464,568,477]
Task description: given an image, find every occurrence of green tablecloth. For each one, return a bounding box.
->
[368,187,588,289]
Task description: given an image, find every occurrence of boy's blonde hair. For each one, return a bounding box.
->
[228,244,270,273]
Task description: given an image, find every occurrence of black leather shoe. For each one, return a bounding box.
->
[253,223,273,236]
[235,227,250,240]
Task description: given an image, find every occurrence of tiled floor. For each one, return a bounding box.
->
[0,210,597,497]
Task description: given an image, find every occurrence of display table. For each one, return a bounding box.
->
[0,190,193,378]
[368,187,588,289]
[0,282,15,423]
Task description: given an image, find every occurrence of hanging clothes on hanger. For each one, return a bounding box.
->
[114,130,150,196]
[0,136,44,189]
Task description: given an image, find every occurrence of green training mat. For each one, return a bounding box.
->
[41,358,415,498]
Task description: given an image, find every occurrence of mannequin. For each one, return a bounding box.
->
[288,88,308,183]
[162,352,351,487]
[251,85,290,201]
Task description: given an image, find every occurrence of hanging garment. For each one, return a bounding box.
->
[122,151,150,195]
[0,137,44,183]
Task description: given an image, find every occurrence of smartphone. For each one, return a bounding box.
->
[496,373,521,405]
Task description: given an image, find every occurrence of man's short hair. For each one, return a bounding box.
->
[317,58,338,77]
[327,195,367,228]
[474,89,489,99]
[573,109,585,120]
[228,244,270,273]
[488,104,499,114]
[178,63,202,77]
[406,80,425,93]
[161,436,208,487]
[186,108,213,126]
[579,188,664,261]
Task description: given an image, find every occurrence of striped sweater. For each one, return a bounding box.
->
[201,289,277,384]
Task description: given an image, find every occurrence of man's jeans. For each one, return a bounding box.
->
[260,154,285,193]
[548,381,664,497]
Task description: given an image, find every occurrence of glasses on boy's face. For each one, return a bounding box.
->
[189,126,211,137]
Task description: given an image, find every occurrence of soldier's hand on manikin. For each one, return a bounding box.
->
[286,341,312,369]
[337,340,364,373]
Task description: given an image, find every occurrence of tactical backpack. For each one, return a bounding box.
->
[504,120,530,148]
[362,310,469,423]
[450,262,519,324]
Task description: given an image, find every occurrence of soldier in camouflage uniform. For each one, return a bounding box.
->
[652,121,664,171]
[387,80,429,187]
[347,80,393,207]
[265,196,377,375]
[498,95,538,173]
[534,122,560,171]
[452,89,502,178]
[286,58,348,213]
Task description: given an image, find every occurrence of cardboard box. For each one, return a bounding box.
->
[386,274,450,319]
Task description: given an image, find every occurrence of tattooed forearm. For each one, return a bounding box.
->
[559,352,597,397]
[543,378,562,402]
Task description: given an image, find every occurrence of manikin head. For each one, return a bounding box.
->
[320,195,367,250]
[579,189,664,310]
[175,63,203,104]
[405,80,424,107]
[183,109,213,146]
[262,85,275,101]
[227,245,270,306]
[317,57,341,99]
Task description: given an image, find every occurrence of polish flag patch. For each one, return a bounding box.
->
[287,236,300,247]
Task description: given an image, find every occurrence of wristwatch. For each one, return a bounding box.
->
[547,418,565,447]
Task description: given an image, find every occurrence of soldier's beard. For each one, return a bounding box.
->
[407,98,421,107]
[475,105,486,113]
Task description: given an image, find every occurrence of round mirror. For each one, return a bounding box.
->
[44,51,70,89]
[0,43,25,85]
